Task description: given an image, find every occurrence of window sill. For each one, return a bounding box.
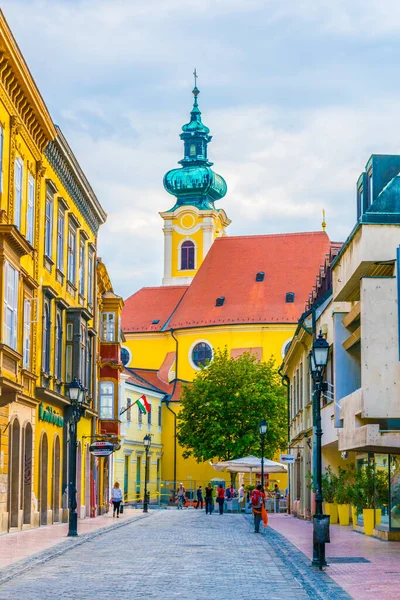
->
[66,281,77,298]
[56,268,65,285]
[44,255,54,273]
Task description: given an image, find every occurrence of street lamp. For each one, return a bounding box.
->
[143,434,152,513]
[309,331,330,569]
[259,420,268,488]
[67,378,87,537]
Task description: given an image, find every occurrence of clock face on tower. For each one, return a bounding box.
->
[180,213,196,229]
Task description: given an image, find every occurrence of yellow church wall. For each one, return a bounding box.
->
[170,226,203,280]
[123,333,176,371]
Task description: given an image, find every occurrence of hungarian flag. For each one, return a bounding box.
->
[136,395,151,414]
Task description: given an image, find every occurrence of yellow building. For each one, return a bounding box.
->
[0,11,114,533]
[121,83,335,498]
[113,371,164,504]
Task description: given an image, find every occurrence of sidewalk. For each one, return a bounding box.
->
[0,509,143,569]
[269,513,400,599]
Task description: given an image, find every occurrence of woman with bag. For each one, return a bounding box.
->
[111,481,123,518]
[250,484,266,533]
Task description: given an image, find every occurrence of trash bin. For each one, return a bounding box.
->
[313,514,330,544]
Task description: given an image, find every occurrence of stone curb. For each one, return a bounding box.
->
[243,515,351,600]
[0,512,151,587]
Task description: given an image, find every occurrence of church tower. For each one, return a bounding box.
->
[161,76,231,286]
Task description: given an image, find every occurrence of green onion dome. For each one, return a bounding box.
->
[163,84,227,211]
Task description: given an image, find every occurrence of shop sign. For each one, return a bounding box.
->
[89,441,115,456]
[280,454,295,464]
[39,403,64,427]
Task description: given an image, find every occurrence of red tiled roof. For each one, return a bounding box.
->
[169,232,332,329]
[122,286,188,333]
[125,367,186,401]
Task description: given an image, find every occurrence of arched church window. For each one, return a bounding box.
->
[189,144,196,156]
[120,347,131,367]
[181,241,195,270]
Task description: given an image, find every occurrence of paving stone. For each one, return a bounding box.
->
[0,510,349,600]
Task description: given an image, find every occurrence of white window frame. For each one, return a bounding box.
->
[79,238,85,296]
[4,261,19,350]
[101,312,115,342]
[57,207,65,272]
[87,250,94,305]
[99,381,114,419]
[67,224,77,284]
[23,297,31,369]
[14,157,23,230]
[26,173,35,244]
[45,187,53,258]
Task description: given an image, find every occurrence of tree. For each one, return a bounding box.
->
[177,348,287,467]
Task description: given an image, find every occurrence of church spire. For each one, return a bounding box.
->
[163,73,227,211]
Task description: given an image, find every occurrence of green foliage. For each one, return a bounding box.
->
[177,348,287,462]
[321,466,338,503]
[355,465,389,509]
[335,466,352,505]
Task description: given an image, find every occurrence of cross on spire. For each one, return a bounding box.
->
[193,68,198,88]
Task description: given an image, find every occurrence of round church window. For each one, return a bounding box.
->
[192,342,213,368]
[121,347,131,367]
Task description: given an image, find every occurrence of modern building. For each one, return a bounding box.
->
[282,153,400,538]
[121,83,338,497]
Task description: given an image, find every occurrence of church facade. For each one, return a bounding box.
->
[121,83,336,501]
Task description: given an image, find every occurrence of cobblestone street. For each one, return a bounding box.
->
[0,510,348,600]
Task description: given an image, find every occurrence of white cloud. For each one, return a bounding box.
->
[3,1,400,297]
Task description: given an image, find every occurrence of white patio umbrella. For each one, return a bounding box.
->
[211,455,288,474]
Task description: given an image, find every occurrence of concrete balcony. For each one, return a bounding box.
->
[333,225,396,302]
[338,387,400,452]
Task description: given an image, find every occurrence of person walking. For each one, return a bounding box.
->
[196,485,204,509]
[238,484,246,510]
[250,484,266,533]
[216,485,225,515]
[205,483,213,514]
[111,482,123,518]
[177,483,186,509]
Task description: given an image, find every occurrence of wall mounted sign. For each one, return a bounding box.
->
[280,454,295,464]
[89,441,115,457]
[39,403,64,427]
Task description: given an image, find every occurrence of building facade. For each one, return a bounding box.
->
[283,154,400,538]
[121,84,337,497]
[0,11,117,533]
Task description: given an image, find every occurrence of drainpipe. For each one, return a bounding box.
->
[161,329,179,503]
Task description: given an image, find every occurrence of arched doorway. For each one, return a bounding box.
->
[39,432,48,526]
[76,441,82,518]
[85,445,90,519]
[23,423,33,525]
[8,419,20,528]
[53,435,61,523]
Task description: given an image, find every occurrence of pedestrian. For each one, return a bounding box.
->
[196,485,204,509]
[177,482,186,509]
[111,481,123,518]
[274,484,281,498]
[250,484,266,533]
[216,484,225,515]
[238,483,246,509]
[205,483,213,514]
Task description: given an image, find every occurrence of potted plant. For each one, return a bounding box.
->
[356,465,388,535]
[322,466,339,524]
[335,466,351,526]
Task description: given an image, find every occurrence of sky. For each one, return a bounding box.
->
[3,0,400,298]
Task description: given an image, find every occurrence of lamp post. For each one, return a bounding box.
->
[67,378,87,537]
[143,434,152,513]
[259,420,268,488]
[309,331,330,569]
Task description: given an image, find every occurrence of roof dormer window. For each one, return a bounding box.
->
[216,296,225,307]
[256,271,265,282]
[286,292,295,303]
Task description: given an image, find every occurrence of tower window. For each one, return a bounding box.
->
[286,292,295,303]
[256,272,265,282]
[189,144,196,156]
[181,240,195,270]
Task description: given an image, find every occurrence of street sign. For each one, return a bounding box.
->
[280,454,295,464]
[89,441,115,457]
